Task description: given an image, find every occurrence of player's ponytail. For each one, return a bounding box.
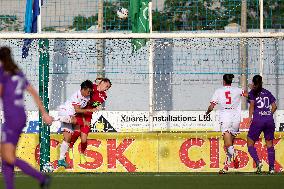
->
[0,46,20,75]
[252,75,263,97]
[223,74,234,85]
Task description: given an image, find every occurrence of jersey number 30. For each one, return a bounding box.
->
[225,91,232,104]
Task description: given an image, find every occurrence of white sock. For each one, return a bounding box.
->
[227,146,235,160]
[59,141,69,160]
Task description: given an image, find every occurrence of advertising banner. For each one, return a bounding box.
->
[12,110,284,133]
[17,132,284,172]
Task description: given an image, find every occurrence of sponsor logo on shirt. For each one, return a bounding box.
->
[258,110,272,116]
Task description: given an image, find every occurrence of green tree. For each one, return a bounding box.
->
[162,0,242,31]
[161,0,284,31]
[247,0,284,29]
[0,15,20,31]
[71,0,284,32]
[72,15,98,31]
[42,27,56,31]
[72,1,130,31]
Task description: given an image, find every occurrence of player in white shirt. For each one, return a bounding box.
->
[57,80,94,168]
[205,74,247,174]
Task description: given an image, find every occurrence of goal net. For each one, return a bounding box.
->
[0,32,284,171]
[0,33,283,113]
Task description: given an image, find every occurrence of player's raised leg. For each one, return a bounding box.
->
[79,124,91,164]
[58,125,72,168]
[219,129,236,174]
[231,122,240,169]
[68,125,81,159]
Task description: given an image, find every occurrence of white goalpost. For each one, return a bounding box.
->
[259,0,264,77]
[0,32,284,39]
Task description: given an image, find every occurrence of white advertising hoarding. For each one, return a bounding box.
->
[1,110,281,133]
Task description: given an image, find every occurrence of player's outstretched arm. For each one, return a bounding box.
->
[271,102,277,114]
[248,101,254,118]
[26,84,53,125]
[205,103,215,116]
[0,84,3,97]
[247,100,254,127]
[73,105,97,114]
[83,106,101,113]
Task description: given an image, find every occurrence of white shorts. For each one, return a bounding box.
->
[58,107,73,133]
[61,122,73,133]
[220,122,240,136]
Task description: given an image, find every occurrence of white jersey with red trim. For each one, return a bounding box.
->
[59,90,90,116]
[210,86,244,122]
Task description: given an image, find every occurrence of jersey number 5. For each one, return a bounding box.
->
[225,91,232,104]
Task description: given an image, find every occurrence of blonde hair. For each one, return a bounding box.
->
[95,78,112,86]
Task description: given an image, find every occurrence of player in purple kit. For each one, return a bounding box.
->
[0,47,53,189]
[247,75,277,174]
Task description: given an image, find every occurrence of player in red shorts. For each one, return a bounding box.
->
[64,78,111,163]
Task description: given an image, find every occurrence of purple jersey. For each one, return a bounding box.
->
[0,66,29,123]
[248,88,276,120]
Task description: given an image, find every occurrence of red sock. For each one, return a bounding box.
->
[81,142,87,153]
[69,130,80,148]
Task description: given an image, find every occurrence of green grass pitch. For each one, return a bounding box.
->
[1,172,284,189]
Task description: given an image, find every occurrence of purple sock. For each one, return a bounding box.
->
[2,160,15,189]
[14,158,45,183]
[267,147,275,170]
[248,146,260,165]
